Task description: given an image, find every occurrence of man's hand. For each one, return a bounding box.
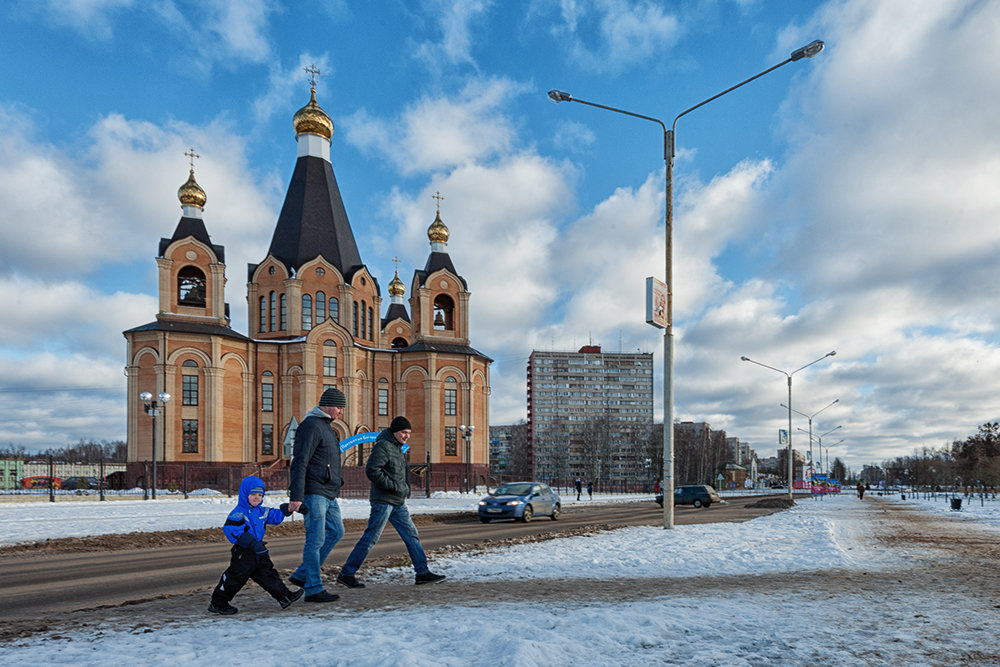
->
[287,501,302,513]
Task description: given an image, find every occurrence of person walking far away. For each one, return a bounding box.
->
[587,480,593,500]
[857,480,866,500]
[208,475,304,615]
[286,387,347,603]
[575,478,582,501]
[335,416,447,588]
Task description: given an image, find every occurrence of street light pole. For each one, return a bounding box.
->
[140,391,172,500]
[741,351,836,500]
[549,39,824,528]
[459,424,475,494]
[781,398,838,487]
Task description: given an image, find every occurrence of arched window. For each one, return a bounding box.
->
[178,266,206,306]
[377,378,389,416]
[269,292,277,332]
[316,291,326,323]
[261,371,274,412]
[258,296,267,332]
[433,294,455,330]
[280,294,287,330]
[352,301,359,336]
[302,294,313,330]
[391,337,408,349]
[329,296,339,323]
[368,307,374,340]
[182,360,199,406]
[360,300,367,339]
[323,340,337,378]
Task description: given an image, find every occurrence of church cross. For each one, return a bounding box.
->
[184,147,200,170]
[432,191,445,213]
[304,64,322,88]
[392,256,401,272]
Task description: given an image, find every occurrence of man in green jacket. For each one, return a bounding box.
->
[335,416,447,588]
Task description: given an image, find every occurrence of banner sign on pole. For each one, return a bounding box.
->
[778,429,789,445]
[339,431,409,454]
[645,277,668,329]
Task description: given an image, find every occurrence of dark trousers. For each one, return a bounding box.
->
[211,545,291,605]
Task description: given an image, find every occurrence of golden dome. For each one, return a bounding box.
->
[427,211,449,244]
[177,169,207,208]
[388,270,405,297]
[293,88,333,140]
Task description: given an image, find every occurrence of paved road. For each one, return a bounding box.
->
[0,495,789,619]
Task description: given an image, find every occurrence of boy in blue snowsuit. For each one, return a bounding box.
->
[208,475,304,615]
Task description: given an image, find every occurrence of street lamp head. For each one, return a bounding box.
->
[790,40,825,61]
[139,392,153,403]
[547,89,572,103]
[158,392,172,403]
[459,424,466,431]
[827,350,836,357]
[739,356,750,362]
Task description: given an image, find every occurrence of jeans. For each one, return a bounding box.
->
[341,502,428,576]
[291,494,344,594]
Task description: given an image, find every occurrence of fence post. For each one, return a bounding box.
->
[183,461,189,500]
[99,459,105,501]
[425,451,431,498]
[48,456,55,503]
[143,461,149,500]
[227,465,233,498]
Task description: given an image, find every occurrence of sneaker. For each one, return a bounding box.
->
[288,574,305,588]
[336,573,366,589]
[304,590,340,603]
[208,601,238,615]
[279,588,305,609]
[415,571,447,585]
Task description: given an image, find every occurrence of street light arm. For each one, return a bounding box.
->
[780,403,811,420]
[820,425,843,438]
[791,351,836,377]
[548,90,668,160]
[671,40,824,150]
[740,355,789,378]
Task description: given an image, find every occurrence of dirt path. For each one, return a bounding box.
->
[3,498,999,655]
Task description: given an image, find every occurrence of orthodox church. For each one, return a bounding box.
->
[123,84,491,477]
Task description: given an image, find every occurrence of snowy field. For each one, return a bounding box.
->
[2,492,999,665]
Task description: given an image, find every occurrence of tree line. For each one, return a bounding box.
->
[0,439,127,463]
[863,422,1000,490]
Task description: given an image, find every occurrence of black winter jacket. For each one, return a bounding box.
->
[289,407,343,501]
[366,429,409,506]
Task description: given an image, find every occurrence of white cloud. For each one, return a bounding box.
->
[16,0,135,40]
[412,0,493,73]
[345,78,527,174]
[551,0,682,74]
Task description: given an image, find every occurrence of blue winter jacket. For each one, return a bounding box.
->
[223,475,285,548]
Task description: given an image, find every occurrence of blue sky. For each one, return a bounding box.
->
[1,0,998,471]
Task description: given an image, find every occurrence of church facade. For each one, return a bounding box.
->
[123,86,491,477]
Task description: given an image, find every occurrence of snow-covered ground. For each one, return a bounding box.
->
[2,492,998,665]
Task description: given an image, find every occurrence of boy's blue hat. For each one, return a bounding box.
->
[248,484,265,495]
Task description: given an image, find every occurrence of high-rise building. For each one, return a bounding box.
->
[123,84,491,474]
[526,345,653,483]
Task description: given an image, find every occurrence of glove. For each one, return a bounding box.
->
[279,503,293,517]
[235,531,256,549]
[252,540,269,556]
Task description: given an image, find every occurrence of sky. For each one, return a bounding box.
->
[1,492,998,663]
[1,0,999,470]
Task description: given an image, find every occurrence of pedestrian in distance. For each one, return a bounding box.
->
[857,480,866,500]
[575,478,582,501]
[208,475,304,615]
[335,416,447,588]
[286,387,348,603]
[587,480,593,500]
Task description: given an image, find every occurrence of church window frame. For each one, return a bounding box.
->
[302,294,313,330]
[329,296,339,323]
[280,294,287,330]
[182,419,199,453]
[258,296,267,332]
[377,378,389,416]
[182,373,199,406]
[177,266,207,306]
[269,292,277,332]
[261,424,274,456]
[444,377,457,416]
[444,426,457,457]
[316,291,326,323]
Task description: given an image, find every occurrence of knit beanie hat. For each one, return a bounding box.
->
[319,387,346,407]
[390,416,412,432]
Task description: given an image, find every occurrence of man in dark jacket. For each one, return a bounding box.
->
[286,387,347,602]
[335,416,446,588]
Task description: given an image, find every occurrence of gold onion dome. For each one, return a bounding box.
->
[427,211,449,244]
[293,88,333,140]
[177,169,207,208]
[388,270,405,297]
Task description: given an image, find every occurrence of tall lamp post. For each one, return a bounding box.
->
[459,424,475,494]
[781,398,838,486]
[139,391,171,500]
[549,40,824,528]
[741,351,836,500]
